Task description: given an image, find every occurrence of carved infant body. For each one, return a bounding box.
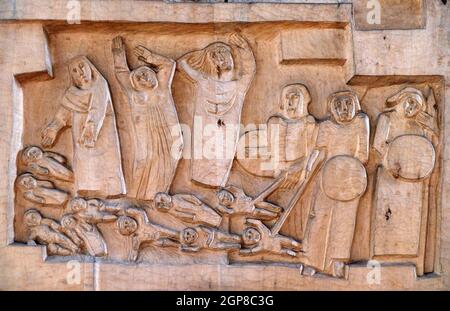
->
[24,209,78,256]
[154,192,222,228]
[15,173,69,206]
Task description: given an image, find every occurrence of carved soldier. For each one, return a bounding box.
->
[154,192,222,228]
[178,32,256,187]
[15,173,69,206]
[117,207,180,261]
[180,226,241,253]
[112,36,183,201]
[60,214,107,257]
[267,84,318,177]
[24,209,78,256]
[19,146,73,182]
[372,88,438,269]
[41,56,126,198]
[301,90,370,278]
[240,219,301,257]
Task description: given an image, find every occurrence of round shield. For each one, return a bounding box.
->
[321,155,367,202]
[386,134,435,180]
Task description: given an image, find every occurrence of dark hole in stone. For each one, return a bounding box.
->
[385,208,392,221]
[218,119,225,127]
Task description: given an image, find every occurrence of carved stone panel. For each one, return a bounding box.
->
[0,0,448,291]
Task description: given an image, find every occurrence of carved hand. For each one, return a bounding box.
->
[41,126,58,147]
[80,122,96,148]
[134,45,152,63]
[112,36,125,54]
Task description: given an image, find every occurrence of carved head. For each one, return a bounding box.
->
[217,189,235,207]
[386,88,425,119]
[187,42,234,78]
[131,66,158,91]
[69,57,93,90]
[181,228,199,245]
[24,209,42,227]
[16,173,38,190]
[329,91,360,124]
[117,216,138,236]
[208,43,234,72]
[242,227,261,246]
[21,146,43,164]
[69,197,88,213]
[61,214,77,229]
[154,192,173,212]
[280,84,311,119]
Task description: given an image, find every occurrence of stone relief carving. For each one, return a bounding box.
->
[41,56,126,198]
[180,226,241,252]
[14,29,442,281]
[241,219,302,257]
[15,173,69,206]
[18,146,74,182]
[178,32,256,187]
[154,193,222,228]
[372,88,438,260]
[24,209,79,256]
[299,91,370,278]
[117,207,180,261]
[112,37,183,201]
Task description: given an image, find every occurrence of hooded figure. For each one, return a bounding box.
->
[372,87,438,275]
[178,33,256,187]
[19,146,73,182]
[300,90,370,278]
[41,56,126,198]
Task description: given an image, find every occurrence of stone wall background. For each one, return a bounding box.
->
[0,0,448,290]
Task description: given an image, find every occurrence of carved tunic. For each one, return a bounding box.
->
[302,113,369,273]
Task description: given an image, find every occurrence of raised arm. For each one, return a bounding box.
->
[111,36,132,91]
[228,33,256,88]
[134,45,176,89]
[177,52,205,82]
